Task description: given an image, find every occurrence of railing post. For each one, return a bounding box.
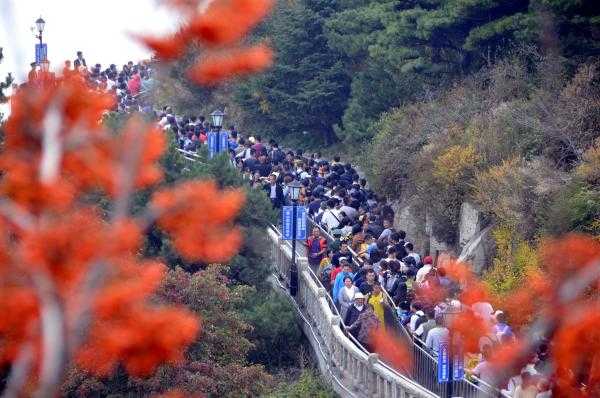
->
[368,353,380,396]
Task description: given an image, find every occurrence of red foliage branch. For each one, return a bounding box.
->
[0,0,275,394]
[139,0,275,85]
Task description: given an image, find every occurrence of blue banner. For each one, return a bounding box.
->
[453,344,464,381]
[35,43,48,65]
[438,342,449,383]
[282,206,294,240]
[207,132,217,159]
[282,206,307,241]
[219,131,229,154]
[295,206,307,240]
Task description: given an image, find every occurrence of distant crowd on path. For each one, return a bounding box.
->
[20,51,155,113]
[154,108,553,397]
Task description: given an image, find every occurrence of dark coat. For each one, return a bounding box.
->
[264,183,284,208]
[344,304,365,328]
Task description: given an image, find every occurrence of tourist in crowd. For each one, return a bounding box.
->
[367,282,386,328]
[425,315,449,355]
[347,304,380,352]
[263,173,284,209]
[332,260,354,304]
[344,292,366,328]
[338,276,359,320]
[306,227,327,268]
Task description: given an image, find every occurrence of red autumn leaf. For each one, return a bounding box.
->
[188,44,273,86]
[186,0,274,46]
[371,327,412,373]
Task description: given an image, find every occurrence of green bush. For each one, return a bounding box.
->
[240,290,303,369]
[265,369,336,398]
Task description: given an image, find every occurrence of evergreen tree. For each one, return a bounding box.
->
[236,0,350,145]
[0,48,14,105]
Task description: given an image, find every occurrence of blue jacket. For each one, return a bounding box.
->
[332,271,355,305]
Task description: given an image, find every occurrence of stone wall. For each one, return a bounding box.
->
[392,199,493,273]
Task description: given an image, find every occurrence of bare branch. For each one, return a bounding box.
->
[1,343,33,398]
[0,198,35,230]
[32,272,66,398]
[39,104,63,184]
[112,120,147,221]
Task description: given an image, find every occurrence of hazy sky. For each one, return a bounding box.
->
[0,0,181,82]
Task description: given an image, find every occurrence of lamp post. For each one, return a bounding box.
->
[210,109,225,132]
[288,180,302,296]
[209,109,226,157]
[35,17,45,46]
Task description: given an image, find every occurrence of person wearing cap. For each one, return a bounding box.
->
[347,303,380,351]
[332,260,354,305]
[344,292,366,328]
[415,255,434,284]
[338,276,359,320]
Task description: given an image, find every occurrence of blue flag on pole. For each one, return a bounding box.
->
[282,206,294,240]
[35,44,48,65]
[208,132,217,159]
[282,206,307,241]
[438,342,450,383]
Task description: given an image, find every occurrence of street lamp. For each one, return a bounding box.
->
[288,180,303,296]
[35,17,45,45]
[210,109,225,131]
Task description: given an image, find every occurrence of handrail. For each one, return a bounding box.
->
[267,226,437,398]
[270,223,412,376]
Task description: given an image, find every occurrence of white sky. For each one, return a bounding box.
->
[0,0,182,82]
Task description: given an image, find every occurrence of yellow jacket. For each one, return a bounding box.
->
[368,292,385,328]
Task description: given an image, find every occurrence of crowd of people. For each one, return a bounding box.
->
[21,49,552,397]
[153,108,553,397]
[22,51,155,113]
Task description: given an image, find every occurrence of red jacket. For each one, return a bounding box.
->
[306,236,327,253]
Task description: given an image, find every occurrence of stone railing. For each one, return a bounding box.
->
[267,226,437,398]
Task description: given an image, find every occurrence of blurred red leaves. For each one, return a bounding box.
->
[152,181,245,262]
[448,311,491,354]
[187,0,274,46]
[414,235,600,395]
[140,0,275,85]
[0,24,249,391]
[371,328,412,372]
[553,307,600,397]
[188,44,273,85]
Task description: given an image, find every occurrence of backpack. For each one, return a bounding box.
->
[321,264,333,289]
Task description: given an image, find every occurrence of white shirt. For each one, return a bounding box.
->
[415,264,433,284]
[270,185,277,199]
[321,209,341,232]
[425,326,449,354]
[409,310,425,333]
[472,302,494,323]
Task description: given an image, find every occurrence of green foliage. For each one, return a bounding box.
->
[541,181,600,238]
[265,369,336,398]
[0,47,13,104]
[240,290,303,369]
[236,0,351,145]
[366,54,600,247]
[62,267,276,397]
[483,226,539,295]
